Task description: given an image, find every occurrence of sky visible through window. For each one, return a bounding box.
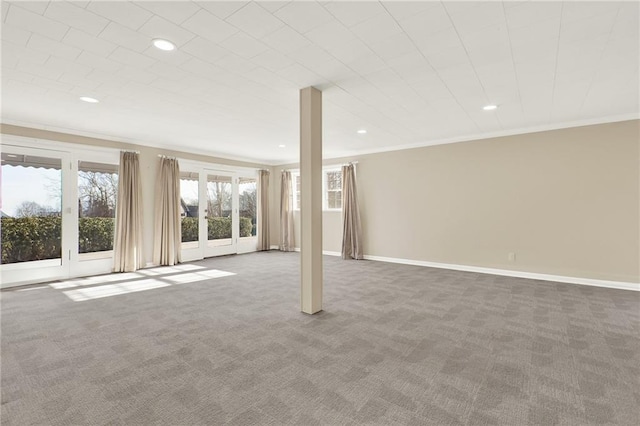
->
[1,165,61,217]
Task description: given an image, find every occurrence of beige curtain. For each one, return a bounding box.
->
[113,151,144,272]
[153,157,181,266]
[257,170,271,251]
[280,170,295,251]
[342,164,363,260]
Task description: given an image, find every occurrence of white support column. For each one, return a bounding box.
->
[299,87,323,315]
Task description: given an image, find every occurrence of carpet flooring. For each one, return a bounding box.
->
[1,251,639,425]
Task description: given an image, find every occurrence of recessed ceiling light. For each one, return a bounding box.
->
[483,104,498,111]
[153,38,175,51]
[357,129,367,134]
[278,144,286,148]
[7,154,18,158]
[79,96,99,103]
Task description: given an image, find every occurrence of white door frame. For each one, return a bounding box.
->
[1,137,119,288]
[178,161,259,261]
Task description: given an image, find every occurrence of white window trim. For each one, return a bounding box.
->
[291,166,342,212]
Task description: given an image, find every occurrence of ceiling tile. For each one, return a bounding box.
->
[135,1,201,25]
[259,1,291,14]
[115,65,160,85]
[217,32,269,59]
[31,76,74,93]
[388,51,434,83]
[196,1,248,19]
[351,13,402,45]
[251,49,294,72]
[383,1,438,22]
[143,46,192,66]
[99,21,154,53]
[323,1,385,27]
[62,28,117,56]
[3,39,49,65]
[5,4,68,40]
[562,1,621,24]
[261,25,311,54]
[147,62,189,81]
[87,1,152,31]
[181,8,238,43]
[505,1,562,29]
[27,33,82,61]
[274,1,334,34]
[8,1,49,15]
[42,55,92,79]
[344,52,388,76]
[446,2,505,35]
[398,3,453,39]
[76,50,124,73]
[44,1,108,36]
[560,11,618,43]
[214,52,258,74]
[180,36,229,63]
[138,15,196,47]
[304,20,358,52]
[325,38,372,64]
[278,62,326,87]
[225,2,285,39]
[109,46,156,69]
[1,23,32,46]
[1,1,8,22]
[414,27,463,58]
[368,33,416,62]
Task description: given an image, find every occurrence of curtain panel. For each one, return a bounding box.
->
[113,151,144,272]
[280,170,295,251]
[341,164,363,260]
[257,170,271,251]
[153,157,181,266]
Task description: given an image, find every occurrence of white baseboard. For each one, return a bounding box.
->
[362,255,640,292]
[291,247,341,257]
[264,248,638,291]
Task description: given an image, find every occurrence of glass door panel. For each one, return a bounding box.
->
[77,161,118,257]
[180,171,199,248]
[1,152,63,265]
[206,174,234,247]
[239,177,257,238]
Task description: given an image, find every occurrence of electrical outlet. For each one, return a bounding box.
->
[508,252,516,262]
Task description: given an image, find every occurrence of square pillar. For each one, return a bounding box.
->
[299,87,323,314]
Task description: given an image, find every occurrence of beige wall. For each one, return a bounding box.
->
[1,124,270,267]
[271,120,639,283]
[3,120,638,283]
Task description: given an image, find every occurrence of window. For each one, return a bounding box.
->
[78,161,118,254]
[239,177,257,237]
[292,168,342,211]
[294,174,301,210]
[325,170,342,210]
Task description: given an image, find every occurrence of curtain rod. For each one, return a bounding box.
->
[281,161,358,172]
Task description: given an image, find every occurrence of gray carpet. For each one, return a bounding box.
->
[1,251,639,425]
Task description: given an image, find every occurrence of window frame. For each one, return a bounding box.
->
[291,166,343,212]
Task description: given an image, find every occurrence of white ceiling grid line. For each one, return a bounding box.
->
[1,1,638,164]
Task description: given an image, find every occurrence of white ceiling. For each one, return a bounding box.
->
[1,1,638,165]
